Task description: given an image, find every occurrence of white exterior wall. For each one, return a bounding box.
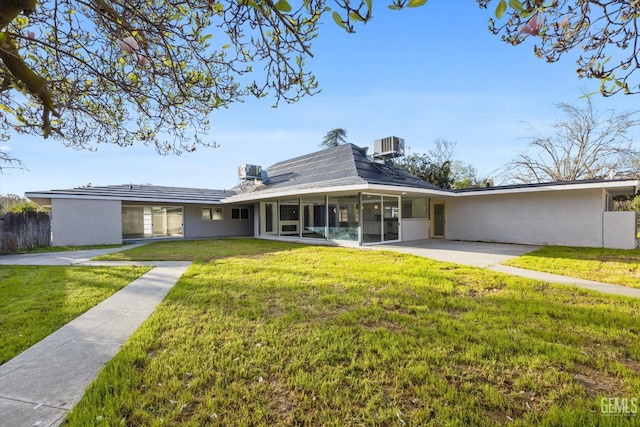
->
[603,211,638,249]
[446,189,605,247]
[402,219,430,241]
[51,198,122,246]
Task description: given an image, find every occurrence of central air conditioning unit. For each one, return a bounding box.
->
[373,136,405,161]
[238,164,262,180]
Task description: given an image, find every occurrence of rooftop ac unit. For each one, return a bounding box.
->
[374,136,405,159]
[238,164,262,180]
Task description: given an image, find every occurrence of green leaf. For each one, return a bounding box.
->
[332,11,345,28]
[495,0,507,19]
[349,11,362,22]
[274,0,291,13]
[366,0,372,11]
[508,0,524,12]
[407,0,428,7]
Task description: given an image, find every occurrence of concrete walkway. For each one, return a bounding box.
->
[377,240,640,298]
[0,247,192,427]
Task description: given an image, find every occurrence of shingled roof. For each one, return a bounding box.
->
[26,184,234,204]
[258,143,442,192]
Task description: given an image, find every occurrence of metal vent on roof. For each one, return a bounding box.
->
[238,164,262,180]
[373,136,404,161]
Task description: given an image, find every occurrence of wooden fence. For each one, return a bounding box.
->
[0,212,51,254]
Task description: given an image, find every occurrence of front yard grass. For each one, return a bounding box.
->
[66,240,640,426]
[505,246,640,289]
[15,243,126,254]
[0,265,151,364]
[94,238,297,261]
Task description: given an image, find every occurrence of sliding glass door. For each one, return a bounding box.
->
[122,205,183,239]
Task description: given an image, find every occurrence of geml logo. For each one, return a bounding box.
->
[600,397,639,417]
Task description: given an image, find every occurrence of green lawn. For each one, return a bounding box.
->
[16,244,126,254]
[505,246,640,289]
[0,265,151,364]
[65,240,640,426]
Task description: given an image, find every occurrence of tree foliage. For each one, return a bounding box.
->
[0,0,638,167]
[398,139,458,189]
[451,161,494,190]
[483,0,640,96]
[400,152,453,189]
[0,193,43,216]
[507,97,640,183]
[0,0,425,159]
[320,128,348,148]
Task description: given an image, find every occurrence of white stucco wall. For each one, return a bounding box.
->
[603,211,638,249]
[446,189,606,247]
[401,219,430,241]
[51,198,122,246]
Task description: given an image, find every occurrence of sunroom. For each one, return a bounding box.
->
[255,192,431,245]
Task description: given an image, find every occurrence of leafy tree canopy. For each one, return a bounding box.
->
[484,0,640,97]
[320,128,348,148]
[0,0,637,166]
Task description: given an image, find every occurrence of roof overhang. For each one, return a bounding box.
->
[224,183,452,203]
[24,192,227,205]
[453,180,639,197]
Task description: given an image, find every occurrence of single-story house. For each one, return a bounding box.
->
[25,142,639,249]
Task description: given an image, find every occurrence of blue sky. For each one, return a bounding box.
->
[2,1,639,197]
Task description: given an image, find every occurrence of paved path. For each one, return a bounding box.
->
[0,247,191,427]
[377,240,640,298]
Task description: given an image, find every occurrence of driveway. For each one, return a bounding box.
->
[373,239,540,268]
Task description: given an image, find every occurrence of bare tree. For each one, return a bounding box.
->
[428,138,456,165]
[507,98,640,183]
[0,149,24,173]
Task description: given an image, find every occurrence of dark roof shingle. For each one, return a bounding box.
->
[259,144,441,192]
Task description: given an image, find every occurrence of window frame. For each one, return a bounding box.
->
[231,207,250,220]
[202,207,223,221]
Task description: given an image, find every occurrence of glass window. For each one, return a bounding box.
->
[383,196,399,242]
[362,194,382,243]
[327,195,359,241]
[202,207,223,220]
[232,207,250,220]
[279,200,299,235]
[302,197,326,239]
[401,198,429,219]
[122,205,183,239]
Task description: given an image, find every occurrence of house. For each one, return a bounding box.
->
[25,141,639,249]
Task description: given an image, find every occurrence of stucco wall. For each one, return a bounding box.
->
[51,198,122,246]
[183,205,254,238]
[446,189,605,247]
[402,219,430,241]
[603,211,638,249]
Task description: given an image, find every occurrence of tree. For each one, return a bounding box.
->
[399,139,458,189]
[483,0,640,96]
[320,128,348,148]
[0,193,42,216]
[450,161,494,190]
[0,0,638,169]
[0,1,428,163]
[400,152,454,189]
[507,97,640,183]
